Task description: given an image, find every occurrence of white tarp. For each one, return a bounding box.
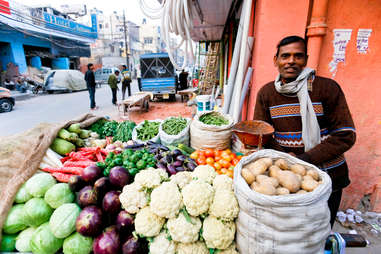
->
[44,70,87,91]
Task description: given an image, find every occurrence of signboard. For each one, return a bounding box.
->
[0,0,10,15]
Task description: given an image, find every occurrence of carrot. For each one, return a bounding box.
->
[63,160,95,168]
[51,172,74,183]
[96,152,104,162]
[61,156,71,163]
[41,166,83,175]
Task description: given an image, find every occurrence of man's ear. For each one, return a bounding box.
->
[273,55,278,67]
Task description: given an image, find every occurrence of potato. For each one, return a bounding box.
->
[251,182,276,195]
[269,165,281,178]
[241,167,255,185]
[276,187,290,195]
[245,160,267,176]
[306,169,320,181]
[274,158,289,170]
[295,174,302,182]
[296,190,308,194]
[257,157,273,168]
[301,178,319,192]
[276,170,301,193]
[303,175,314,181]
[256,175,279,188]
[290,164,306,176]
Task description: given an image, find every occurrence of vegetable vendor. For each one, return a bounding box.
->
[253,35,356,227]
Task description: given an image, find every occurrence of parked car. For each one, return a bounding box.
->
[44,70,87,93]
[0,87,15,112]
[94,67,120,85]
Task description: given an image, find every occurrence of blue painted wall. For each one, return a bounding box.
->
[30,56,42,69]
[0,42,14,71]
[52,57,69,69]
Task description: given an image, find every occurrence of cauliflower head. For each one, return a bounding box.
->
[120,183,148,214]
[167,210,202,243]
[170,171,193,189]
[150,182,182,218]
[213,174,233,191]
[209,189,239,221]
[135,207,165,237]
[149,232,176,254]
[219,243,239,254]
[202,216,235,250]
[134,168,162,190]
[176,241,209,254]
[154,167,169,180]
[192,165,217,184]
[181,180,214,216]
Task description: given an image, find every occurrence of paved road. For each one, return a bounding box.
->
[0,81,139,136]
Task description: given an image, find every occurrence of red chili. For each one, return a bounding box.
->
[60,156,71,163]
[63,160,95,168]
[51,172,74,183]
[95,152,104,162]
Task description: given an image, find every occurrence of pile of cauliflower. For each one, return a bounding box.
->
[119,165,240,253]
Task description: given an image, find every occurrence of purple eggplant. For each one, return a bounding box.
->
[154,154,162,161]
[165,154,173,163]
[94,177,111,197]
[68,175,86,192]
[116,211,134,234]
[186,161,197,171]
[76,206,103,237]
[109,166,130,189]
[173,160,183,167]
[167,164,177,175]
[176,166,186,172]
[81,165,102,183]
[176,155,187,161]
[156,161,167,170]
[93,226,120,254]
[102,191,121,214]
[172,149,183,157]
[78,186,98,207]
[122,235,140,254]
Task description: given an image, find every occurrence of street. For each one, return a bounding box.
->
[0,81,139,136]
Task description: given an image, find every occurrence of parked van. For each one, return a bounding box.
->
[95,67,120,85]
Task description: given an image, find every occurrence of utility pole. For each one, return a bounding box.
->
[123,10,130,69]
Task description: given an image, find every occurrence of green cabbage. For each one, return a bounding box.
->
[44,183,75,209]
[23,198,53,227]
[63,232,93,254]
[15,227,36,252]
[30,223,64,254]
[14,183,32,203]
[25,173,56,198]
[3,204,27,234]
[49,203,81,238]
[0,234,17,252]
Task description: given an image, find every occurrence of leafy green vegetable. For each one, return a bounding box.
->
[89,119,108,138]
[113,120,136,142]
[49,203,81,239]
[14,183,32,204]
[162,117,188,135]
[25,173,57,198]
[63,232,93,254]
[136,120,160,141]
[23,198,53,227]
[30,223,64,254]
[0,234,17,252]
[199,112,229,126]
[45,183,75,209]
[103,120,119,137]
[15,227,36,252]
[3,204,27,234]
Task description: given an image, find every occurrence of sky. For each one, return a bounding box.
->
[29,0,161,25]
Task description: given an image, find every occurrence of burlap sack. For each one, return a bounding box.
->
[190,111,234,150]
[0,113,103,242]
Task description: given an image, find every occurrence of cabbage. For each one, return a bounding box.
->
[49,203,81,238]
[3,204,27,234]
[30,223,63,254]
[23,198,53,227]
[14,183,32,203]
[15,227,36,252]
[0,234,17,252]
[25,173,56,197]
[44,183,75,208]
[63,232,93,254]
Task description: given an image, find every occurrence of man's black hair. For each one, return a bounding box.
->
[276,36,307,57]
[87,63,93,69]
[115,70,120,74]
[122,65,127,69]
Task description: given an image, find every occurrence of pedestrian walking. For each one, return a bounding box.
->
[121,65,132,100]
[108,70,120,105]
[84,63,97,110]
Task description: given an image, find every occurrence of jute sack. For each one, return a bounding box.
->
[233,149,332,254]
[0,113,103,242]
[190,111,234,150]
[159,117,191,147]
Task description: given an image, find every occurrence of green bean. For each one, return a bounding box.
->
[162,117,187,135]
[199,112,229,126]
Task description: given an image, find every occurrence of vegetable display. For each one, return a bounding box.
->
[162,117,188,135]
[103,120,119,137]
[136,120,160,141]
[199,112,229,126]
[89,119,108,139]
[113,121,136,142]
[241,157,322,195]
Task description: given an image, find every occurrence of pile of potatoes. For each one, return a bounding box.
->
[241,157,322,195]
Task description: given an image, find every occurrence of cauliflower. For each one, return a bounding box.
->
[192,165,217,184]
[209,189,239,221]
[219,243,239,254]
[150,182,182,218]
[213,174,233,191]
[134,168,162,190]
[120,183,148,214]
[135,207,165,237]
[154,167,169,180]
[170,171,193,189]
[202,216,235,250]
[149,232,176,254]
[176,241,209,254]
[181,180,214,216]
[167,210,202,243]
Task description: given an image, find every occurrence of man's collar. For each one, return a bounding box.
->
[280,74,315,92]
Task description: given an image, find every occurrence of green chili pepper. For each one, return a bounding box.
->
[96,162,106,169]
[136,160,147,170]
[128,168,139,176]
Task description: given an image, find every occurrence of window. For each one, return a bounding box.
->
[144,37,153,44]
[99,24,103,29]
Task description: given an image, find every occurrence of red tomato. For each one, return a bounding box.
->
[222,154,232,162]
[228,165,235,171]
[232,158,240,166]
[198,150,206,157]
[190,151,199,160]
[214,155,222,162]
[206,157,215,165]
[197,155,206,165]
[214,162,222,170]
[226,170,234,178]
[205,149,215,158]
[224,149,232,154]
[219,159,231,169]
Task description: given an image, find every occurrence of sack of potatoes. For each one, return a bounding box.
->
[241,157,322,196]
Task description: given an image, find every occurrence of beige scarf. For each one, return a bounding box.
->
[274,67,320,151]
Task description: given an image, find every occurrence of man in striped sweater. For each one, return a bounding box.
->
[254,36,356,227]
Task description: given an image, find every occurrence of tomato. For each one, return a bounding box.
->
[198,150,206,157]
[222,154,232,162]
[197,155,206,165]
[213,162,222,171]
[190,151,199,160]
[214,155,222,162]
[205,149,215,158]
[219,159,231,169]
[237,155,243,160]
[206,157,215,165]
[214,150,222,157]
[232,158,240,166]
[230,153,237,159]
[226,170,234,178]
[220,168,228,174]
[228,165,235,171]
[224,149,232,154]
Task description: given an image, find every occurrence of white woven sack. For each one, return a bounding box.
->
[233,149,332,254]
[159,117,191,146]
[190,111,234,150]
[132,119,162,144]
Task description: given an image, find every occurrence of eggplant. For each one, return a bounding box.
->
[93,226,120,254]
[122,235,140,254]
[167,164,177,175]
[156,161,168,170]
[154,154,162,161]
[165,154,173,164]
[94,177,111,198]
[172,149,183,157]
[68,175,86,192]
[76,206,103,237]
[116,211,134,234]
[173,160,183,167]
[176,155,187,162]
[188,158,197,164]
[82,165,102,183]
[102,191,121,214]
[176,166,186,172]
[185,162,197,171]
[109,166,130,189]
[124,143,145,149]
[78,186,98,207]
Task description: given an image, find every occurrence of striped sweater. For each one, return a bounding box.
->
[254,76,356,190]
